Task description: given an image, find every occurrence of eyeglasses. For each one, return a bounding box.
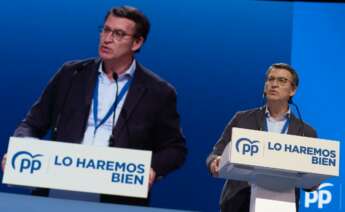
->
[99,26,134,41]
[266,76,294,86]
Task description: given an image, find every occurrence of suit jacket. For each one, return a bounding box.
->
[206,106,317,212]
[14,58,187,205]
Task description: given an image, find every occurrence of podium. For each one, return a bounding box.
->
[218,128,340,212]
[3,137,152,198]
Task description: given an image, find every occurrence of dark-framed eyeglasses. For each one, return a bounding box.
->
[265,76,294,86]
[98,25,134,41]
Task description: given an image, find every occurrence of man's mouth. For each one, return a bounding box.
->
[268,90,278,95]
[100,45,111,53]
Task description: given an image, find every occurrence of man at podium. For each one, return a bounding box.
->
[206,63,317,212]
[2,6,187,206]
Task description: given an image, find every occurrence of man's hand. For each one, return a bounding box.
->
[210,156,221,177]
[1,153,7,173]
[149,168,156,189]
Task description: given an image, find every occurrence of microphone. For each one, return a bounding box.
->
[109,72,119,146]
[261,91,266,103]
[112,72,119,81]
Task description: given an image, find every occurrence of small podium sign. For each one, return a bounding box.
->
[2,137,152,198]
[229,128,339,176]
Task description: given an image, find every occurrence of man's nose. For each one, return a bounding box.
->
[271,79,279,87]
[103,33,113,43]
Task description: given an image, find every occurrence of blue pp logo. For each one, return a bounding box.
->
[305,183,333,209]
[235,138,259,156]
[11,151,43,174]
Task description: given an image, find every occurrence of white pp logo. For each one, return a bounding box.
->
[304,183,333,209]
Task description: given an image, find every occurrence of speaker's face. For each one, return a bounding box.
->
[264,68,296,103]
[98,15,143,63]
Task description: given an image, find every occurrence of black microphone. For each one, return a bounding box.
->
[109,72,119,146]
[112,72,119,81]
[261,91,267,105]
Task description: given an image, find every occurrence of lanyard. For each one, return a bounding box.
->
[92,76,132,135]
[263,115,290,134]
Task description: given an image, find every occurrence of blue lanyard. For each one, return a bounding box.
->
[92,76,133,135]
[263,116,290,134]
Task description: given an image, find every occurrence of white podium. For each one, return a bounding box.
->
[3,137,152,198]
[218,128,340,212]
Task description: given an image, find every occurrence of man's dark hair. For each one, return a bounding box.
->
[266,63,299,87]
[104,6,150,42]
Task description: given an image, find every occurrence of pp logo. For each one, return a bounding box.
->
[235,138,259,156]
[11,151,43,174]
[305,183,333,209]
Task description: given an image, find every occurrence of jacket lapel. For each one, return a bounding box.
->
[114,62,147,132]
[255,106,266,131]
[84,58,101,107]
[287,114,303,136]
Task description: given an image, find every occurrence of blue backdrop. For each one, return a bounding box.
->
[292,2,345,211]
[0,0,342,211]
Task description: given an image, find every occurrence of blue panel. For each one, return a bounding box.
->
[291,2,345,212]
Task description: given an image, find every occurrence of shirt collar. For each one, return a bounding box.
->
[265,106,291,121]
[98,59,136,81]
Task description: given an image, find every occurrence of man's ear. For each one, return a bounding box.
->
[132,36,144,52]
[289,86,297,98]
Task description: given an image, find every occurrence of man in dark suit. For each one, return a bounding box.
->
[206,63,317,212]
[1,6,187,206]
